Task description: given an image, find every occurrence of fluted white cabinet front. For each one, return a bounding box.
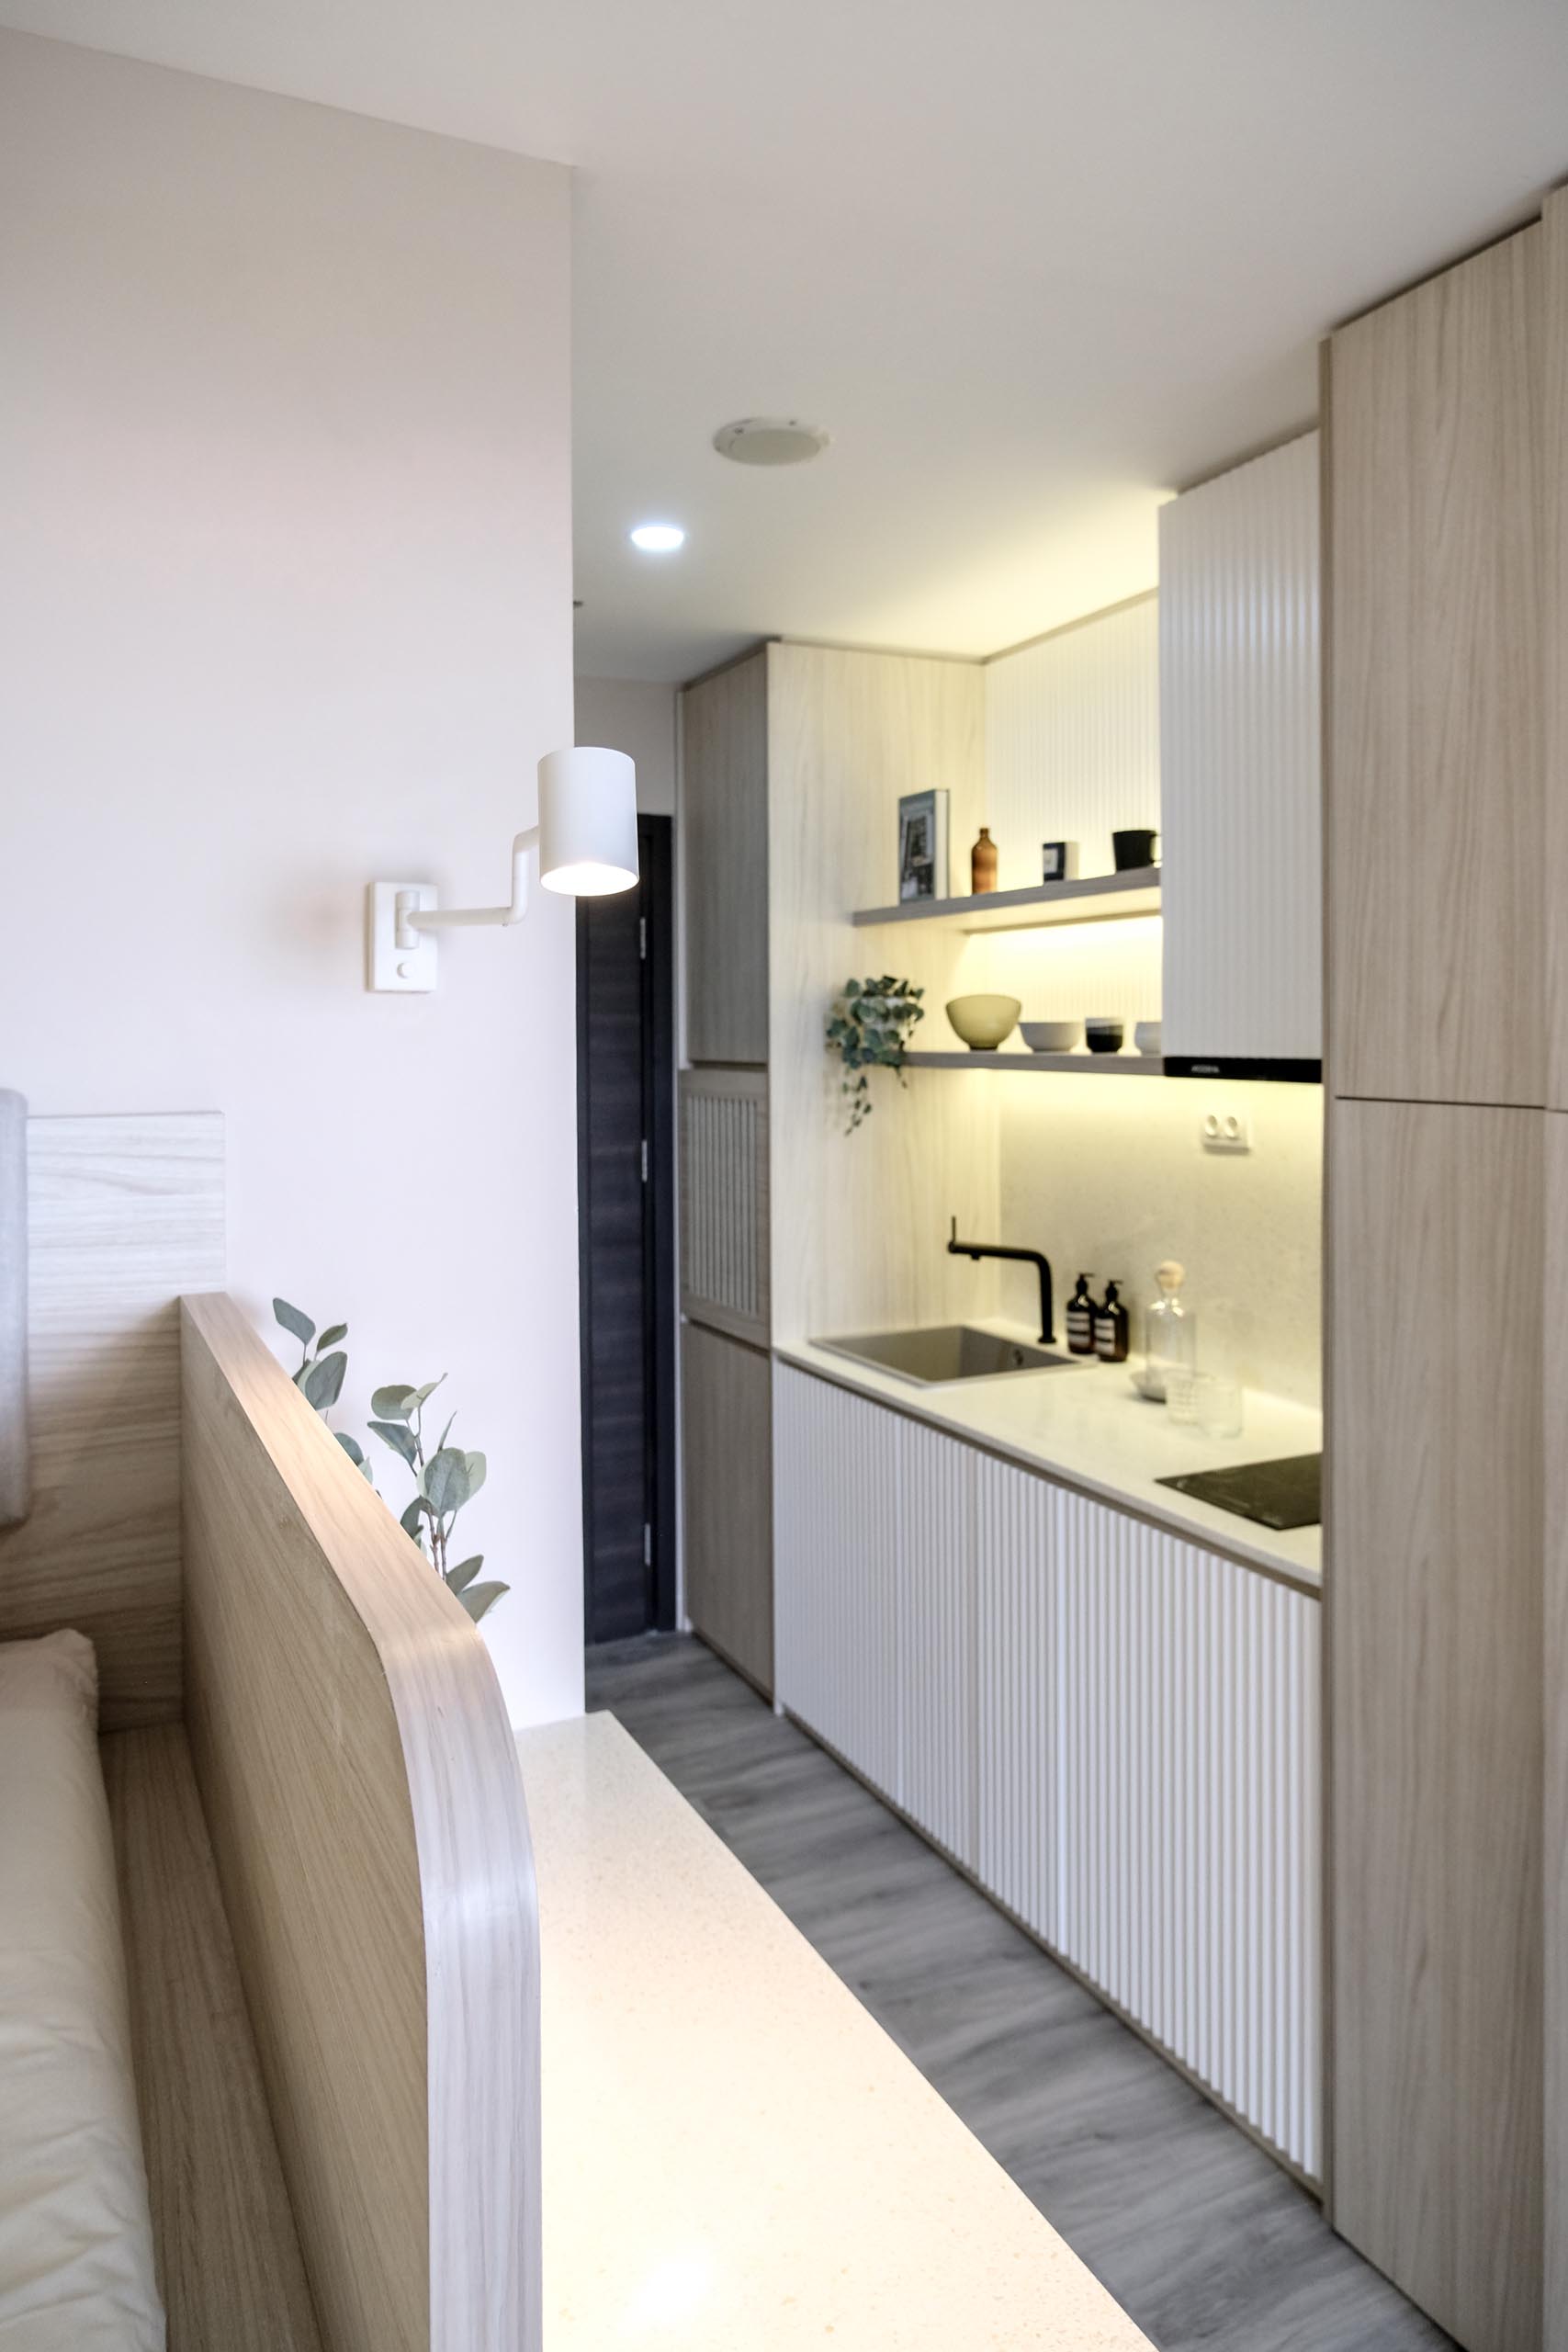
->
[773,1363,1321,2179]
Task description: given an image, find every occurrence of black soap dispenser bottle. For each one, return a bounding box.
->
[1066,1273,1098,1357]
[1095,1278,1129,1364]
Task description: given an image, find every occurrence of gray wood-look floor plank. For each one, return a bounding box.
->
[585,1630,1451,2352]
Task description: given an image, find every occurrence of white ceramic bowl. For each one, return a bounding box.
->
[946,993,1022,1051]
[1134,1020,1163,1057]
[1020,1019,1082,1054]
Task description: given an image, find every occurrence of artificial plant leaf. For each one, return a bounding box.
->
[409,1376,447,1411]
[358,1456,376,1485]
[456,1579,507,1624]
[371,1384,417,1421]
[318,1323,348,1350]
[335,1431,366,1466]
[844,978,861,998]
[273,1298,315,1345]
[446,1555,484,1594]
[462,1451,487,1498]
[434,1411,457,1456]
[400,1497,428,1540]
[369,1418,419,1468]
[423,1446,470,1516]
[302,1351,347,1411]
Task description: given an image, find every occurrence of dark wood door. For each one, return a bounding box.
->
[577,815,675,1642]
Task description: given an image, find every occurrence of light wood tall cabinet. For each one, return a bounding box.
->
[1329,1101,1543,2351]
[1327,226,1544,1107]
[679,650,775,1690]
[680,1320,773,1692]
[1325,203,1562,2352]
[682,650,770,1068]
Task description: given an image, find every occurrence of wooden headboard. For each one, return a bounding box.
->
[179,1293,540,2352]
[0,1112,223,1725]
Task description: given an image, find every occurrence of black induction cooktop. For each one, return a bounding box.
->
[1156,1453,1321,1532]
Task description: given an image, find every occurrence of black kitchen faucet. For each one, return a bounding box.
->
[946,1216,1055,1345]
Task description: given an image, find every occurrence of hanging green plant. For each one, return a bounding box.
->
[826,975,926,1132]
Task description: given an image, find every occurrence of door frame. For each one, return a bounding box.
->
[576,812,678,1635]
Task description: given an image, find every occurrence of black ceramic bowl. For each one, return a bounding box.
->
[1085,1019,1124,1055]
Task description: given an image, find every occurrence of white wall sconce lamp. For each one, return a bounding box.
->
[367,746,637,991]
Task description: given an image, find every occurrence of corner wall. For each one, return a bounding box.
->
[0,31,580,1725]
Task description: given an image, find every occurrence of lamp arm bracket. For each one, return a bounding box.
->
[397,827,540,943]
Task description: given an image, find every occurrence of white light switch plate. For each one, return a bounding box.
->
[367,881,438,992]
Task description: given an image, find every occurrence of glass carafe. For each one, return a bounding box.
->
[1144,1260,1195,1402]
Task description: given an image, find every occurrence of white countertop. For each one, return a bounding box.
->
[775,1322,1322,1590]
[523,1711,1154,2351]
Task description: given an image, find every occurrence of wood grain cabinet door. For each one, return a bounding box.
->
[1326,225,1544,1107]
[1329,1096,1543,2352]
[681,1320,773,1694]
[682,651,770,1067]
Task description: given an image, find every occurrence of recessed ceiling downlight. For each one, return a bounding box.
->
[713,417,829,468]
[630,522,685,552]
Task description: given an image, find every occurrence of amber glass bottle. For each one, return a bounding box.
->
[971,827,998,893]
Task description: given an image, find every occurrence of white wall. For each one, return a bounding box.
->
[574,676,677,814]
[0,31,581,1726]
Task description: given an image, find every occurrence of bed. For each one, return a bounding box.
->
[0,1110,541,2352]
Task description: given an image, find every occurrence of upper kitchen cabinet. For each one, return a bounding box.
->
[1325,224,1544,1107]
[1158,433,1322,1074]
[682,648,771,1065]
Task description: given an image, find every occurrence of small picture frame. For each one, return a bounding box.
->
[1041,840,1079,884]
[898,788,950,902]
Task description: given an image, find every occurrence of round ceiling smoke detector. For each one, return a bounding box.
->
[713,417,829,468]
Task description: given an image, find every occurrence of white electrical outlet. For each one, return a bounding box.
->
[1201,1110,1251,1154]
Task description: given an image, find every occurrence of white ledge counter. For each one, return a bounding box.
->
[522,1711,1153,2350]
[775,1325,1322,1590]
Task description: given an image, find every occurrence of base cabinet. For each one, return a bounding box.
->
[773,1363,1322,2179]
[682,1323,773,1694]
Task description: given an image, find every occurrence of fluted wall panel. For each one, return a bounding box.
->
[774,1364,1321,2179]
[1053,1496,1321,2177]
[1159,433,1322,1063]
[773,1373,900,1797]
[898,1421,979,1871]
[975,1455,1060,1943]
[680,1070,769,1343]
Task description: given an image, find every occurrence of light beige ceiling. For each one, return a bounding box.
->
[6,1,1566,680]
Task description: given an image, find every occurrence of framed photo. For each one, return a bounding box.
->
[1041,839,1079,884]
[898,788,949,902]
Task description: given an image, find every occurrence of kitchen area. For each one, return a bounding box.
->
[679,431,1325,2184]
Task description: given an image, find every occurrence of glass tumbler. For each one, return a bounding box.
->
[1195,1374,1244,1439]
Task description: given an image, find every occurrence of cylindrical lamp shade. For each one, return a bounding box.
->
[537,746,638,896]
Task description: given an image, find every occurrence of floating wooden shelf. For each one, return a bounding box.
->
[852,866,1161,933]
[901,1049,1166,1077]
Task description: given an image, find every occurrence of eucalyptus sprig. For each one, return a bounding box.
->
[826,975,926,1132]
[273,1297,371,1479]
[271,1297,508,1625]
[368,1379,508,1625]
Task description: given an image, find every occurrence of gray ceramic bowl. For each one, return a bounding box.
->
[1020,1020,1082,1054]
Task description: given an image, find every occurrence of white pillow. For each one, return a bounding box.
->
[0,1630,164,2349]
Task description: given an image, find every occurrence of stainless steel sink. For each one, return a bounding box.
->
[813,1324,1086,1386]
